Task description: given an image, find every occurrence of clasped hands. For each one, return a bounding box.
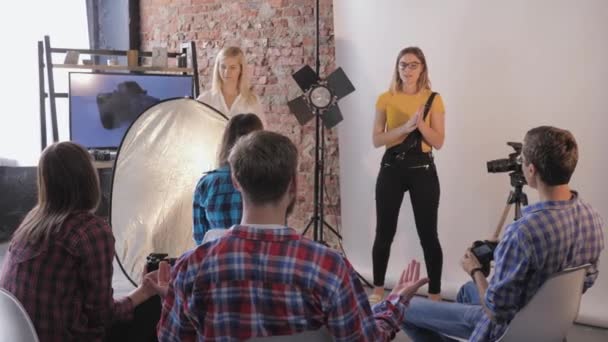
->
[399,105,428,135]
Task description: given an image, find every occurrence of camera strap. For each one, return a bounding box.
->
[418,92,437,127]
[383,92,438,167]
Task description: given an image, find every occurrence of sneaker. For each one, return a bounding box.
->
[368,293,383,305]
[428,293,442,302]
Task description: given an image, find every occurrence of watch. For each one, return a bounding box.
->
[386,294,403,305]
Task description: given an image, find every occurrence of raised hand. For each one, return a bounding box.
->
[389,259,429,303]
[143,260,171,298]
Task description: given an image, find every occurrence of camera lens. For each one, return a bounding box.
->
[487,158,515,173]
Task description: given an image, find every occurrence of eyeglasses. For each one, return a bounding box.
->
[398,62,421,70]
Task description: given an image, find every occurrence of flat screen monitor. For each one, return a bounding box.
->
[69,72,193,149]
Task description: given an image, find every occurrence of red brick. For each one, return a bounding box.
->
[140,0,341,244]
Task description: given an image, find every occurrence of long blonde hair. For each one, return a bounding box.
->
[389,46,432,94]
[211,46,257,105]
[11,142,100,244]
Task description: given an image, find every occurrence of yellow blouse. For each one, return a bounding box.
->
[376,89,445,151]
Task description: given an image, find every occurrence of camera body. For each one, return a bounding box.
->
[146,253,177,272]
[486,142,527,189]
[471,240,498,277]
[486,142,523,174]
[96,81,160,130]
[471,141,527,278]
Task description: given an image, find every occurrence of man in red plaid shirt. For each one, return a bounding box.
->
[154,131,428,341]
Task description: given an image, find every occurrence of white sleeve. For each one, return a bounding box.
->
[196,90,209,103]
[252,95,264,116]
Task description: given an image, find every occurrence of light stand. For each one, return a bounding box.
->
[303,107,343,243]
[287,0,353,246]
[287,1,371,288]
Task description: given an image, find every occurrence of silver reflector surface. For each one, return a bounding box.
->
[111,98,227,284]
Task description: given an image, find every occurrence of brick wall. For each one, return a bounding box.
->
[140,0,341,243]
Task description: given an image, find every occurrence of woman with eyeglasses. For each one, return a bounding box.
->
[369,47,446,304]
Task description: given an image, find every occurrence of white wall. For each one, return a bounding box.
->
[0,1,89,166]
[334,0,608,327]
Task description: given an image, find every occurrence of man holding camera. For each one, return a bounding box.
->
[401,126,605,341]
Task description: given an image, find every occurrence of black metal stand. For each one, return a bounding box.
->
[37,41,47,152]
[302,109,342,244]
[297,0,371,289]
[300,0,342,245]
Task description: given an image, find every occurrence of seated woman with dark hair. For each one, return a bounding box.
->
[192,113,264,245]
[0,142,162,342]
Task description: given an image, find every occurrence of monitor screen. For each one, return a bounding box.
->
[69,72,193,149]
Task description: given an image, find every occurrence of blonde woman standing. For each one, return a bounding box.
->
[370,47,446,304]
[197,46,263,118]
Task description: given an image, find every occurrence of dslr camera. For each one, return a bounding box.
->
[96,81,160,130]
[146,253,177,272]
[470,240,498,277]
[486,142,526,187]
[471,141,527,276]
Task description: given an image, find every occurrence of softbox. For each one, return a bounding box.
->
[111,98,227,284]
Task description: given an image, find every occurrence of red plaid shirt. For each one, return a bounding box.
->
[158,225,408,341]
[0,212,133,342]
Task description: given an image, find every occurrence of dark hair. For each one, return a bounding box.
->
[11,142,100,244]
[228,131,298,205]
[523,126,578,186]
[217,113,264,167]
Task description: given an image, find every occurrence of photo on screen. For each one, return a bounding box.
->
[69,72,193,149]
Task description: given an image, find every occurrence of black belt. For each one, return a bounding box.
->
[382,149,434,168]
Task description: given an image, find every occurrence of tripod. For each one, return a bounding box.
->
[302,110,342,245]
[296,0,370,288]
[490,171,528,240]
[301,112,374,288]
[300,0,342,246]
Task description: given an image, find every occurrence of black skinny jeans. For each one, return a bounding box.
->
[372,152,443,294]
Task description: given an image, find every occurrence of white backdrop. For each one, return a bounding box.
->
[334,0,608,327]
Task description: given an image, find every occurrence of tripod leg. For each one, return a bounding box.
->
[323,219,342,240]
[356,271,373,288]
[514,202,522,221]
[302,216,315,235]
[492,201,512,241]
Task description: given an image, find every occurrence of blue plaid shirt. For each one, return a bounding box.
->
[192,166,242,245]
[158,225,409,341]
[471,192,605,341]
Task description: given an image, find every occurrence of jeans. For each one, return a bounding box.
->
[401,281,484,342]
[373,153,443,294]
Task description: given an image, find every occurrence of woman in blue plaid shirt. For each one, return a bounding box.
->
[192,113,263,245]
